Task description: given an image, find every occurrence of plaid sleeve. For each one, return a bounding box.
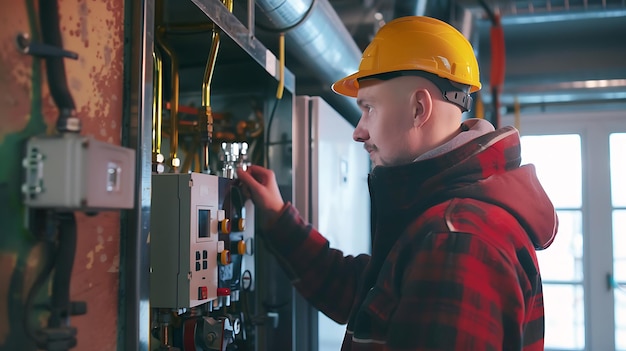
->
[263,202,370,324]
[385,231,524,350]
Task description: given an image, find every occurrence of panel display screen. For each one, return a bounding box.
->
[198,209,209,238]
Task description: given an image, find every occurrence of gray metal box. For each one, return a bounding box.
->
[22,134,136,210]
[150,173,220,309]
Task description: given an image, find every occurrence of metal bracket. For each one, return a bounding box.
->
[15,32,78,60]
[21,146,45,199]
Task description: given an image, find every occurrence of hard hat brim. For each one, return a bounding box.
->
[331,71,361,98]
[333,69,481,98]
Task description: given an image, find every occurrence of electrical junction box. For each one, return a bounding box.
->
[150,172,221,309]
[22,134,136,210]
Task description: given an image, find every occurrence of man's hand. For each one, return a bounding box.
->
[236,165,285,230]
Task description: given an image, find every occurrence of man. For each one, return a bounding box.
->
[237,16,557,350]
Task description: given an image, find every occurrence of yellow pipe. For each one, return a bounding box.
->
[152,52,158,156]
[202,32,220,109]
[152,49,163,160]
[276,32,285,100]
[156,27,180,172]
[194,152,201,173]
[200,29,220,173]
[202,0,233,107]
[474,91,484,119]
[225,0,234,13]
[199,0,234,173]
[181,135,199,174]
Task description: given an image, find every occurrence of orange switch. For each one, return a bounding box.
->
[219,250,231,265]
[219,218,231,234]
[236,218,245,232]
[236,240,246,255]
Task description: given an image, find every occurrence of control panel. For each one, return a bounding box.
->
[151,172,220,308]
[150,169,256,350]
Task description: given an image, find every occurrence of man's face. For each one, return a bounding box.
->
[353,78,422,167]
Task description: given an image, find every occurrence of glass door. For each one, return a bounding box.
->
[503,110,626,351]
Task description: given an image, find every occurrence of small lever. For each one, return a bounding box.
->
[16,32,78,60]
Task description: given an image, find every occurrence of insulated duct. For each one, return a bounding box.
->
[255,0,363,125]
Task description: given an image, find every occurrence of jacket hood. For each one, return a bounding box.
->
[369,121,558,250]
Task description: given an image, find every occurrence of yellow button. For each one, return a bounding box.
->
[237,240,246,255]
[220,219,231,234]
[220,250,231,265]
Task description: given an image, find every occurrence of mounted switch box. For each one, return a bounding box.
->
[21,134,135,210]
[150,172,220,309]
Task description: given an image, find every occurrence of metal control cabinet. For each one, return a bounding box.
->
[150,172,220,309]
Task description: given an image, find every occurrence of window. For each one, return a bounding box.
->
[505,110,626,351]
[610,133,626,351]
[520,134,584,349]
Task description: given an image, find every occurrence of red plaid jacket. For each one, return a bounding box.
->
[262,125,558,350]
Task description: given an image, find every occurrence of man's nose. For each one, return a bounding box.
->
[352,119,368,142]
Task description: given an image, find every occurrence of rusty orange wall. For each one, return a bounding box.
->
[0,1,126,350]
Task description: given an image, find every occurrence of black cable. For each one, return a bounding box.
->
[264,98,280,169]
[23,211,79,350]
[231,185,244,218]
[48,212,77,329]
[39,0,78,132]
[23,210,58,346]
[491,86,500,129]
[255,0,316,34]
[477,0,497,25]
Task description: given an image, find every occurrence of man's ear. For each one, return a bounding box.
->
[412,88,433,128]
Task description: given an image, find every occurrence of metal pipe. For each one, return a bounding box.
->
[495,9,626,25]
[156,28,180,172]
[255,0,362,124]
[152,49,164,169]
[200,0,233,173]
[202,31,221,109]
[248,0,255,39]
[121,0,154,349]
[181,135,200,173]
[276,33,284,100]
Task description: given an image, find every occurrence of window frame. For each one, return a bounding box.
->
[501,110,626,351]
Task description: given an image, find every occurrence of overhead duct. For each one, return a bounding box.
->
[255,0,363,125]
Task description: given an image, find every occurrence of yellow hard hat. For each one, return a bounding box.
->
[332,16,481,97]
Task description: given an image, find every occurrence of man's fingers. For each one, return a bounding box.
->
[235,165,285,219]
[236,166,257,187]
[237,166,267,196]
[245,165,271,184]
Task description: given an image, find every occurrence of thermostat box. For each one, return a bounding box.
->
[22,134,136,210]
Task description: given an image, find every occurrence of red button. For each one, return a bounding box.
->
[217,287,231,296]
[198,286,208,300]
